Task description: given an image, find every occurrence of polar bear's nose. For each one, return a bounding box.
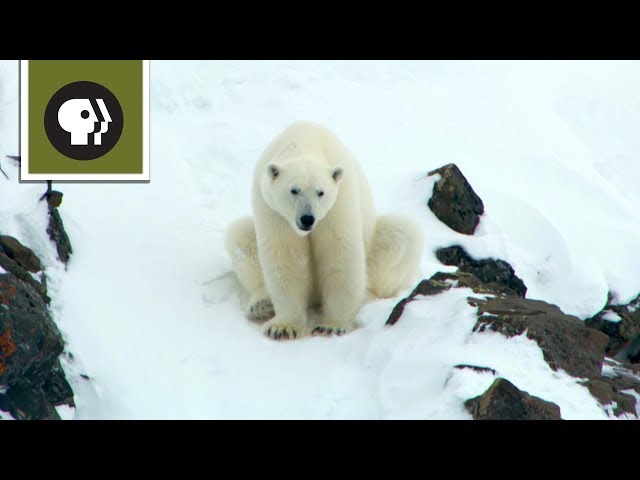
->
[300,215,315,229]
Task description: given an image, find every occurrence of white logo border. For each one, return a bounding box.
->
[19,60,150,182]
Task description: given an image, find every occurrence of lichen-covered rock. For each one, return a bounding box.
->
[0,272,73,420]
[427,164,484,235]
[465,378,561,420]
[47,206,73,265]
[0,274,64,388]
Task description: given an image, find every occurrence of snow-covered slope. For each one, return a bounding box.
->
[1,60,639,419]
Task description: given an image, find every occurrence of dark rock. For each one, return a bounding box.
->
[620,332,640,363]
[386,271,516,326]
[585,293,640,358]
[434,271,517,298]
[464,377,561,420]
[581,377,637,417]
[386,273,457,326]
[42,359,75,407]
[47,206,73,265]
[0,274,64,388]
[435,245,527,298]
[389,271,636,418]
[46,191,64,208]
[435,245,471,266]
[600,360,640,397]
[0,196,75,420]
[608,360,640,380]
[463,259,527,298]
[427,164,484,235]
[0,273,73,419]
[454,364,499,376]
[388,270,608,379]
[0,384,60,420]
[0,235,42,273]
[0,250,48,302]
[471,294,609,379]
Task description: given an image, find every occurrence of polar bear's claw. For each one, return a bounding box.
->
[311,326,347,337]
[263,320,299,340]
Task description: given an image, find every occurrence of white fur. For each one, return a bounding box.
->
[225,121,423,340]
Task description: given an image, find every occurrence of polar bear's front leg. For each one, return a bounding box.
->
[257,230,312,341]
[224,217,275,322]
[311,231,366,336]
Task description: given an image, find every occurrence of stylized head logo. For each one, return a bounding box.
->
[45,81,123,160]
[57,98,113,146]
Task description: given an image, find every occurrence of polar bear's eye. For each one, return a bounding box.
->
[318,191,324,197]
[291,188,300,195]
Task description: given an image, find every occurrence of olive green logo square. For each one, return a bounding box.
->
[20,60,149,181]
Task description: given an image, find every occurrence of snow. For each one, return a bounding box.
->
[0,410,14,420]
[602,310,622,323]
[0,386,13,420]
[1,60,640,419]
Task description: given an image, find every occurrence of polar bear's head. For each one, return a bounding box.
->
[260,155,344,236]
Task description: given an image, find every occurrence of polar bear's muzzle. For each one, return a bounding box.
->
[297,214,315,232]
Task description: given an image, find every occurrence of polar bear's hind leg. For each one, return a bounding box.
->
[366,214,424,300]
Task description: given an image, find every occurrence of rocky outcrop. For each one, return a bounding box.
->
[579,359,640,417]
[0,235,42,273]
[464,378,562,420]
[471,295,609,379]
[435,245,527,298]
[0,161,76,420]
[0,240,49,303]
[0,208,74,419]
[386,271,516,326]
[386,269,640,418]
[45,191,73,265]
[427,164,484,235]
[586,293,640,360]
[0,383,61,420]
[418,162,640,418]
[388,270,608,380]
[581,378,637,417]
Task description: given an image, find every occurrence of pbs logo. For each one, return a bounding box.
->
[44,81,124,160]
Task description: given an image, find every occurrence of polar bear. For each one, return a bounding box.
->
[224,121,423,340]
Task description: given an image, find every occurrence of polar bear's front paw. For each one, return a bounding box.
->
[247,298,275,322]
[311,325,348,337]
[263,318,301,340]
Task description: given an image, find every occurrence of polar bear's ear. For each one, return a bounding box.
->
[331,166,344,184]
[268,163,280,180]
